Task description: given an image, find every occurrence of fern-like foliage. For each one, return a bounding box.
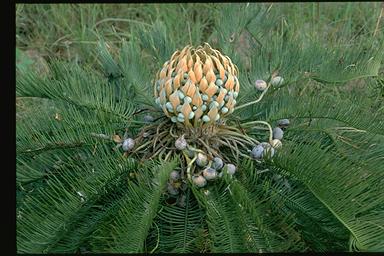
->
[16,3,384,253]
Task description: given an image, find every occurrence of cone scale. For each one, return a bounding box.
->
[154,43,240,127]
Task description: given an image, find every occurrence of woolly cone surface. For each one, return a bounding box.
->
[154,43,240,127]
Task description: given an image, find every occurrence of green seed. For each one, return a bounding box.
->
[165,102,174,112]
[202,115,210,122]
[209,101,219,109]
[202,94,209,101]
[221,107,229,114]
[189,112,195,119]
[184,96,192,104]
[215,79,223,86]
[178,91,185,99]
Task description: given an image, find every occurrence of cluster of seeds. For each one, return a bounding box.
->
[96,45,291,198]
[174,135,237,189]
[254,76,284,92]
[154,43,240,127]
[250,118,289,160]
[192,154,237,188]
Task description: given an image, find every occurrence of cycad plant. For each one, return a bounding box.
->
[16,3,384,253]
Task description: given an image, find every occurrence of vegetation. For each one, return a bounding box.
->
[16,3,384,253]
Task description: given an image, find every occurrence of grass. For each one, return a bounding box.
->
[16,3,384,118]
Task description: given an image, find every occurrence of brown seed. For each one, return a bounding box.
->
[112,134,122,143]
[206,69,216,84]
[173,72,182,89]
[169,90,180,109]
[194,106,204,122]
[165,79,173,97]
[216,88,226,105]
[194,61,203,82]
[192,90,203,106]
[225,74,234,90]
[181,102,192,125]
[207,106,218,121]
[160,68,167,79]
[186,82,197,97]
[203,57,213,74]
[234,76,240,92]
[205,82,217,97]
[181,80,191,95]
[188,70,197,83]
[159,88,167,105]
[199,77,208,93]
[187,56,194,69]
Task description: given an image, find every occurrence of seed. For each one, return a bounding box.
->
[264,145,275,158]
[215,79,223,86]
[202,115,210,122]
[170,170,181,180]
[202,94,209,101]
[183,73,189,79]
[255,79,267,91]
[271,76,284,87]
[203,167,217,181]
[192,175,207,187]
[226,164,236,175]
[215,114,220,121]
[176,105,182,112]
[178,91,185,99]
[272,127,284,140]
[196,152,208,167]
[209,101,219,109]
[122,138,135,151]
[175,135,187,150]
[270,139,282,149]
[192,106,197,111]
[233,92,238,98]
[188,112,195,119]
[184,96,192,104]
[143,114,154,123]
[167,183,179,195]
[171,116,177,123]
[177,194,186,207]
[165,102,174,112]
[155,97,161,105]
[221,107,229,114]
[211,157,223,170]
[277,118,290,127]
[251,144,264,159]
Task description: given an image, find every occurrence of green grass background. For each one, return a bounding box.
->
[16,3,384,121]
